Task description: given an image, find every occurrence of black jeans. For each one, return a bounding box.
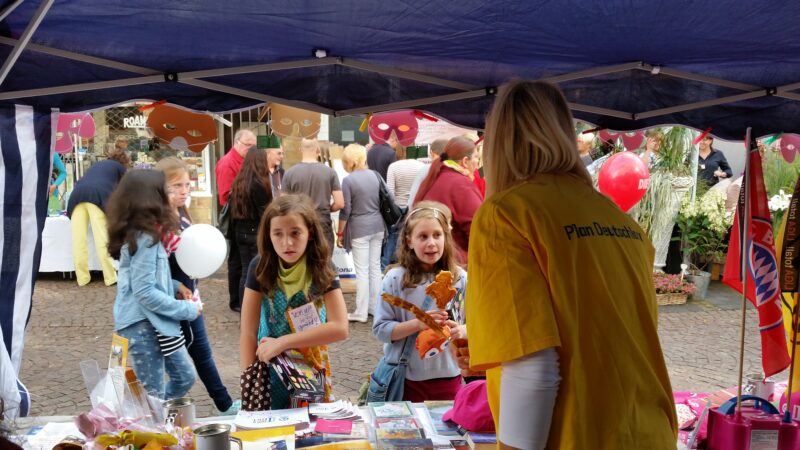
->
[180,316,233,411]
[236,228,259,307]
[227,232,242,310]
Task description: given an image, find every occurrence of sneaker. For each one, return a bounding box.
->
[348,313,368,323]
[217,399,241,416]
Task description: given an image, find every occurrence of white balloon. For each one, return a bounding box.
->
[175,224,227,278]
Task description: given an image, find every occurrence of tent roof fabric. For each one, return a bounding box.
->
[1,0,799,139]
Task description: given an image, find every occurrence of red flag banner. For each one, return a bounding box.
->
[723,131,791,378]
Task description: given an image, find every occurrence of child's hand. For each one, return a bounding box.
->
[256,337,285,362]
[418,310,448,330]
[176,283,192,300]
[447,322,466,340]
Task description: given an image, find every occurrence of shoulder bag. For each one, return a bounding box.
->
[373,170,404,227]
[217,199,231,238]
[364,295,432,403]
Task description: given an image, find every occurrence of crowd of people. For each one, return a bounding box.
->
[93,80,679,448]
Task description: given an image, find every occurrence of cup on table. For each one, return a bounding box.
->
[163,396,195,428]
[743,373,775,401]
[194,423,243,450]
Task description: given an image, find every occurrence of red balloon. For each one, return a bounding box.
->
[597,152,650,212]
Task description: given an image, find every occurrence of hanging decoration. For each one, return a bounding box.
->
[780,134,800,163]
[55,112,95,154]
[146,104,217,153]
[598,130,645,151]
[368,110,419,146]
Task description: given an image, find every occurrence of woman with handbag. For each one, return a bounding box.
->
[370,202,465,403]
[413,136,482,265]
[336,144,385,323]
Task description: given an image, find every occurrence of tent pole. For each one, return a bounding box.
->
[0,0,53,87]
[0,0,25,23]
[180,79,334,115]
[640,66,759,92]
[567,103,633,120]
[337,90,489,116]
[634,90,769,120]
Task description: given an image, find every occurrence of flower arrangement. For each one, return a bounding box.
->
[653,271,697,296]
[675,188,732,270]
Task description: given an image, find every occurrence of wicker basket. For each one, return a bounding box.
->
[656,293,688,306]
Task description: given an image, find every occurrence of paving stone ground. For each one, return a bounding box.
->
[20,268,780,418]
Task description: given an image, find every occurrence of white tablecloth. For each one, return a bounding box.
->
[39,215,108,273]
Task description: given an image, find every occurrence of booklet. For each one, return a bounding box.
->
[234,408,310,431]
[369,401,415,420]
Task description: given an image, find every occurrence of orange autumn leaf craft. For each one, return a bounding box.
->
[425,271,457,309]
[381,293,451,359]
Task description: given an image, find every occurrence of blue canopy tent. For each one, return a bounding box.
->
[2,0,800,416]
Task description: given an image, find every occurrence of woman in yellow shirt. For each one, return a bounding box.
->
[466,80,677,449]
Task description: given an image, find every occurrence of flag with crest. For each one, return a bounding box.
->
[723,130,791,378]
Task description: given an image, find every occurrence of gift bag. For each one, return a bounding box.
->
[240,361,271,411]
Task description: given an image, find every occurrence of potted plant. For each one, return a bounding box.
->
[629,127,695,270]
[674,188,732,295]
[652,271,696,305]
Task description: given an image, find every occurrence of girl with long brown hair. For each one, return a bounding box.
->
[239,194,348,409]
[371,201,465,403]
[108,169,201,400]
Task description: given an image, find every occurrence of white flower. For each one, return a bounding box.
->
[769,189,791,212]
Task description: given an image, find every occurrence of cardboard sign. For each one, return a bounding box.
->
[287,302,322,332]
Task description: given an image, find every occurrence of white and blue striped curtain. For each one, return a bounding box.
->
[0,105,54,418]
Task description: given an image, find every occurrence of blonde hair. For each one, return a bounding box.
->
[154,156,192,221]
[396,200,460,289]
[154,156,188,184]
[577,132,595,145]
[483,80,590,197]
[341,144,367,173]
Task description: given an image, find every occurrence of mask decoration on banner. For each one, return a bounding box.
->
[598,130,645,151]
[146,104,217,153]
[55,112,96,154]
[268,103,321,139]
[779,134,800,163]
[368,110,419,146]
[597,152,650,212]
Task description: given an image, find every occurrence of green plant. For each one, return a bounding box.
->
[629,170,674,239]
[675,189,731,270]
[762,147,800,229]
[653,127,693,177]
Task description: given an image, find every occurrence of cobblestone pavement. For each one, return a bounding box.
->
[20,270,777,418]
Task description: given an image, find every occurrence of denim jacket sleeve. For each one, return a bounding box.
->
[129,236,198,321]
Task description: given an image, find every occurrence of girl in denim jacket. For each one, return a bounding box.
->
[107,170,201,400]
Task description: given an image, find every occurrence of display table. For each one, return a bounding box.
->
[38,215,115,273]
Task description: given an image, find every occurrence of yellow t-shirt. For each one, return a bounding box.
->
[466,174,677,449]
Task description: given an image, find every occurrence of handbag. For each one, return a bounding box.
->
[217,199,231,238]
[374,171,404,227]
[365,334,416,403]
[364,295,433,403]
